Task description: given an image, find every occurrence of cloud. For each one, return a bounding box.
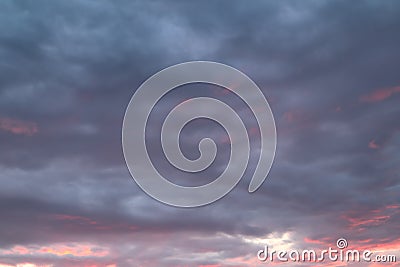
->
[0,117,38,135]
[1,243,109,258]
[368,139,380,149]
[360,86,400,103]
[0,0,399,266]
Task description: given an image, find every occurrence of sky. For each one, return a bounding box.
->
[0,0,399,266]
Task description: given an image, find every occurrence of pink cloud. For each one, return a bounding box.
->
[50,214,139,232]
[303,237,327,246]
[1,243,109,258]
[368,139,380,149]
[360,86,400,103]
[283,111,295,123]
[52,214,99,226]
[0,264,53,267]
[282,110,311,124]
[343,204,399,231]
[0,262,117,267]
[0,117,38,136]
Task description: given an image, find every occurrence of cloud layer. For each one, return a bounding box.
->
[0,1,399,266]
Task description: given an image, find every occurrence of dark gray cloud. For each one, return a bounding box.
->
[0,0,399,266]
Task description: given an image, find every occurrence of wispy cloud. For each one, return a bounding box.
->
[0,117,38,136]
[360,86,400,103]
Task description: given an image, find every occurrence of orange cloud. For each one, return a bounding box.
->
[360,86,400,103]
[0,117,38,136]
